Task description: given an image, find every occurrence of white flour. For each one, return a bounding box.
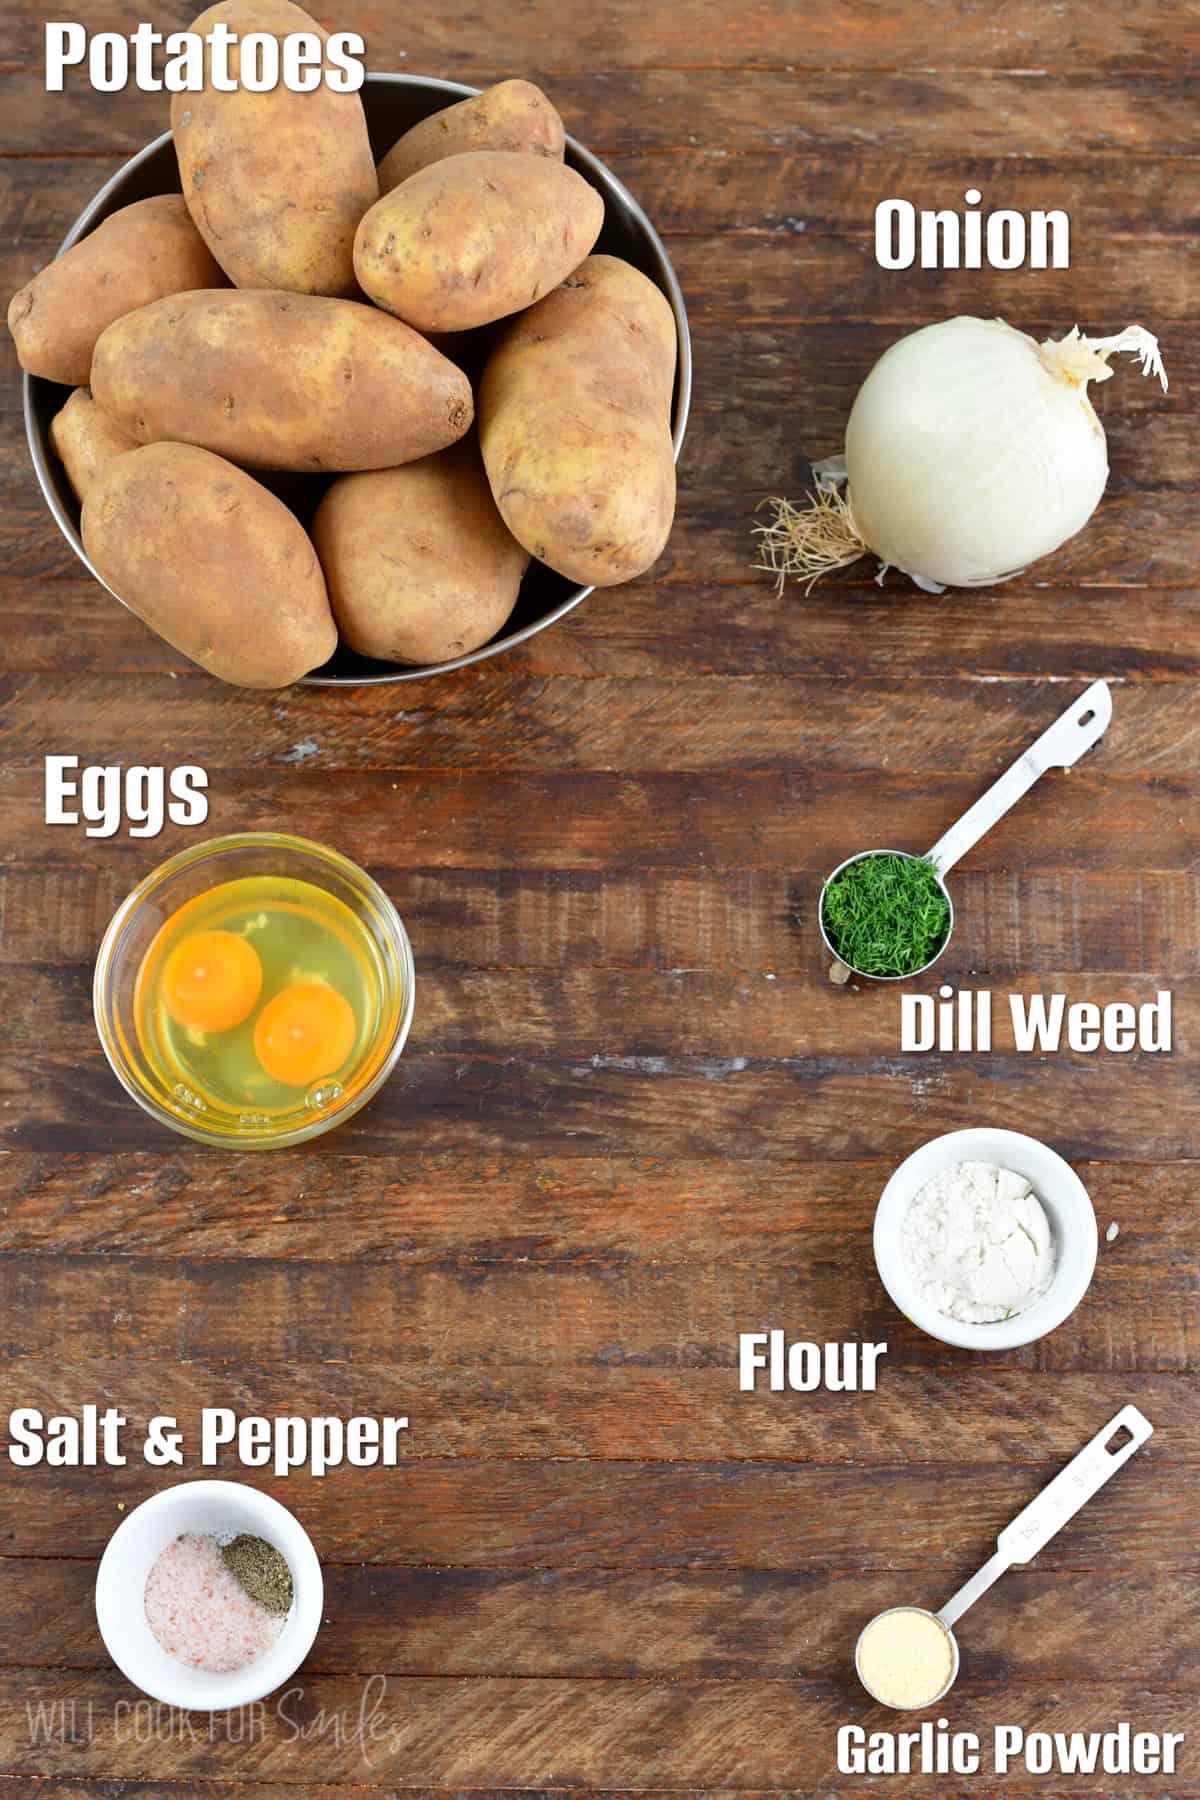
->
[902,1159,1056,1324]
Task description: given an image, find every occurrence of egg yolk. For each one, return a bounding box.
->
[160,930,263,1034]
[253,982,357,1088]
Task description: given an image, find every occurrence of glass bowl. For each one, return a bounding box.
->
[24,72,692,685]
[93,832,414,1148]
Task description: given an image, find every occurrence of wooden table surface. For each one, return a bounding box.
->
[1,0,1197,1792]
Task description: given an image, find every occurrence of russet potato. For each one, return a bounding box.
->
[478,255,678,587]
[90,290,474,472]
[312,439,529,665]
[377,80,564,191]
[82,442,337,687]
[50,389,139,503]
[7,196,224,387]
[171,0,377,295]
[354,151,603,334]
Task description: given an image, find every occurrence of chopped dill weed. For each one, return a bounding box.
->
[821,853,951,977]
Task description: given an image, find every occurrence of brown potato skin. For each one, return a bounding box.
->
[171,0,377,295]
[354,151,603,334]
[82,443,336,688]
[50,389,139,503]
[377,80,565,191]
[91,290,474,472]
[478,255,678,587]
[7,196,224,387]
[312,439,529,665]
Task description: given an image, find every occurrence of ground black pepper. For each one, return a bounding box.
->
[220,1534,294,1616]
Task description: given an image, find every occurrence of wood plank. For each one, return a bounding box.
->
[680,409,1197,495]
[5,1558,1195,1681]
[5,149,1199,251]
[627,61,1200,158]
[0,1669,1193,1789]
[7,675,1200,774]
[3,478,1194,595]
[1,321,1187,430]
[0,1151,1174,1263]
[0,1787,388,1799]
[4,765,1200,874]
[0,1456,1185,1567]
[0,1249,1190,1372]
[6,0,1199,73]
[666,236,1200,326]
[3,367,1191,494]
[5,393,1194,498]
[0,1785,1187,1800]
[523,581,1200,680]
[9,1045,1200,1162]
[14,1051,1200,1159]
[689,323,1186,417]
[6,573,1200,684]
[1,1787,1197,1800]
[619,150,1200,240]
[3,246,1197,376]
[6,965,1192,1065]
[4,865,1197,983]
[0,1787,396,1799]
[6,75,1200,196]
[7,957,1200,1152]
[0,1364,1190,1461]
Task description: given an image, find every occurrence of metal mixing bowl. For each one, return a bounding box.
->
[23,72,692,686]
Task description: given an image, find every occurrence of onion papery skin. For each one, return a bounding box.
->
[845,316,1109,590]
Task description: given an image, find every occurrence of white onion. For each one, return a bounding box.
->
[756,316,1166,594]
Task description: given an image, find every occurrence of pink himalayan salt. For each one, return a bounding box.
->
[144,1532,285,1673]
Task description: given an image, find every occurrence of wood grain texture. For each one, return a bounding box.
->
[0,1153,1186,1261]
[5,0,1200,73]
[10,580,1200,682]
[0,1365,1195,1459]
[0,1669,1194,1789]
[1,0,1197,1790]
[4,1558,1198,1683]
[8,676,1200,771]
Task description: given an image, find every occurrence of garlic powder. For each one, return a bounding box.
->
[857,1607,955,1709]
[901,1160,1056,1324]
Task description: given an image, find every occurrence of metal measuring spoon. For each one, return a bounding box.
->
[821,679,1114,981]
[855,1404,1153,1709]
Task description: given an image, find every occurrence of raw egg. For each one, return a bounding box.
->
[160,929,263,1034]
[253,981,358,1088]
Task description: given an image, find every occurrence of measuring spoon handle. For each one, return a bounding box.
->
[998,1403,1153,1564]
[927,680,1113,877]
[938,1405,1153,1632]
[938,1548,1009,1632]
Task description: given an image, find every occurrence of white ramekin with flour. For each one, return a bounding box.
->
[874,1127,1098,1350]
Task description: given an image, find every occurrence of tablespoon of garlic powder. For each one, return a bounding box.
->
[755,316,1167,593]
[855,1406,1153,1710]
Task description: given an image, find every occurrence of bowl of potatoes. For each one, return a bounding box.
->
[16,36,691,689]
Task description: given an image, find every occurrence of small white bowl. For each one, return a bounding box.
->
[95,1480,323,1709]
[873,1127,1097,1350]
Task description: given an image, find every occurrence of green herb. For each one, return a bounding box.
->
[821,853,951,978]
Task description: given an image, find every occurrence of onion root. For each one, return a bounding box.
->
[753,488,867,594]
